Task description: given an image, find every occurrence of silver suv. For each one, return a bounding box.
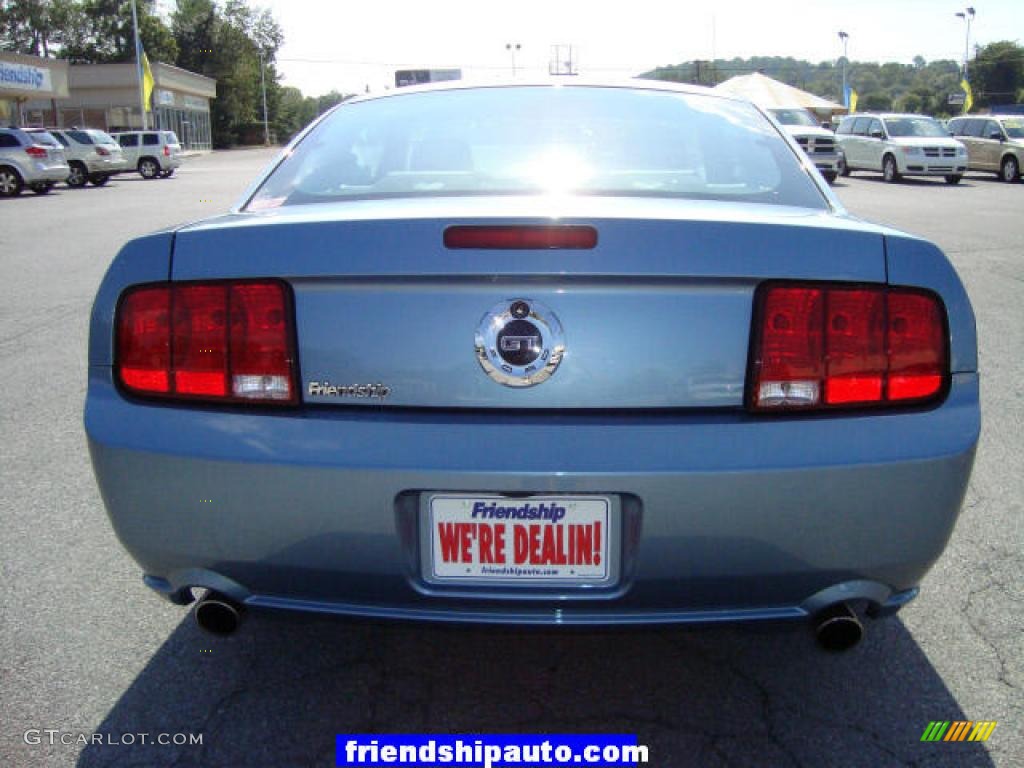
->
[112,130,183,179]
[42,128,127,187]
[767,108,841,183]
[835,113,967,184]
[0,127,70,197]
[947,115,1023,183]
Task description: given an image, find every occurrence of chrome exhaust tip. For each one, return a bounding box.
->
[814,602,863,652]
[194,592,244,636]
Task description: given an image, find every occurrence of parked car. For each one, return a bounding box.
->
[111,130,183,179]
[947,114,1023,182]
[835,113,968,184]
[39,128,127,187]
[767,107,842,183]
[86,81,979,652]
[0,127,70,197]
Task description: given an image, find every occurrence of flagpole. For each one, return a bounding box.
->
[131,0,147,130]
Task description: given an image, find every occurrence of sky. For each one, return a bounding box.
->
[245,0,1020,97]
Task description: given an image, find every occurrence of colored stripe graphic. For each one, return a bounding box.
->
[968,722,998,742]
[921,722,950,741]
[947,722,973,741]
[922,720,997,743]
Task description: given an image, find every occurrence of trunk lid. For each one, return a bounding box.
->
[172,197,887,410]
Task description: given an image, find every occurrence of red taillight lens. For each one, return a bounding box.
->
[749,283,948,411]
[25,145,48,158]
[116,280,296,404]
[118,287,171,393]
[444,226,598,249]
[163,145,170,157]
[95,145,110,156]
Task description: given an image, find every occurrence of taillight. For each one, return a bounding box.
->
[163,145,170,157]
[444,226,597,249]
[748,282,948,411]
[25,145,48,158]
[116,280,297,404]
[95,146,110,156]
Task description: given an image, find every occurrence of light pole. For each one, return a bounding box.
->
[838,31,849,108]
[258,48,270,145]
[505,43,521,77]
[955,7,975,81]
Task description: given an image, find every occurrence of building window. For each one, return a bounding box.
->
[154,104,211,151]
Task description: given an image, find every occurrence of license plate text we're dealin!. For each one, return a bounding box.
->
[428,497,610,582]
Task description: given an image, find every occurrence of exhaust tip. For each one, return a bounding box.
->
[814,602,863,652]
[194,594,243,636]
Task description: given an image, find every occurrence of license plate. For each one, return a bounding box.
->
[426,494,612,584]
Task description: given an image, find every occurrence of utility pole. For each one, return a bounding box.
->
[838,31,849,108]
[505,43,521,77]
[130,0,147,130]
[258,49,270,145]
[955,8,976,81]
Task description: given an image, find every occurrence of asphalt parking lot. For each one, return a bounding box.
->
[0,150,1020,768]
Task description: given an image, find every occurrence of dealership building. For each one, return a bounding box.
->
[0,52,70,126]
[1,52,215,151]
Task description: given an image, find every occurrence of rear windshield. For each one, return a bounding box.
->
[67,130,94,144]
[247,86,826,211]
[88,130,117,144]
[27,130,60,146]
[163,131,180,144]
[884,117,948,138]
[1001,119,1024,139]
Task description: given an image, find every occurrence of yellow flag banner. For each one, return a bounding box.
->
[849,89,858,114]
[142,51,155,112]
[960,79,973,113]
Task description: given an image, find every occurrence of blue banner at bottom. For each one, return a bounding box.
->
[337,734,646,767]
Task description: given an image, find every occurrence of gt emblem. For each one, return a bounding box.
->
[475,299,565,387]
[499,335,539,353]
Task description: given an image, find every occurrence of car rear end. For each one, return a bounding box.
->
[21,130,70,184]
[85,84,979,637]
[0,128,69,193]
[160,131,183,171]
[85,129,129,175]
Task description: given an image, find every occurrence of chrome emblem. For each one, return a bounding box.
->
[475,299,565,387]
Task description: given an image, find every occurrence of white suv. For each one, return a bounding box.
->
[112,130,183,179]
[42,128,128,187]
[0,127,70,197]
[835,113,967,184]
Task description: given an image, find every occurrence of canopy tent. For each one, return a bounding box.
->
[714,72,846,119]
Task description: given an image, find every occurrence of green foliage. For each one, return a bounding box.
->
[59,1,177,63]
[0,0,83,56]
[641,48,1023,116]
[971,41,1024,108]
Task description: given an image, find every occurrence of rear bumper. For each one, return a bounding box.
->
[26,164,70,183]
[85,369,979,625]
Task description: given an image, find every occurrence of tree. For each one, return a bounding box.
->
[971,41,1024,108]
[171,0,216,76]
[57,0,176,63]
[0,0,82,56]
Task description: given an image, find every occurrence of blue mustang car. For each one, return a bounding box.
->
[85,81,979,650]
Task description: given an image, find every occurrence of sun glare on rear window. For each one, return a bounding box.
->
[246,86,825,211]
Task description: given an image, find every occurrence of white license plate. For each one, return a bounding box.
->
[427,495,611,584]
